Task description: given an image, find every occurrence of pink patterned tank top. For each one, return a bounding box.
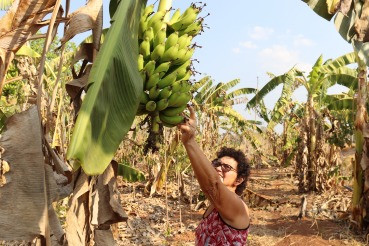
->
[195,208,249,246]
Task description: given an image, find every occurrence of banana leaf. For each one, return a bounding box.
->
[321,52,356,72]
[302,0,334,21]
[67,0,146,175]
[16,45,41,58]
[118,163,146,182]
[226,88,256,100]
[247,68,297,108]
[192,76,211,93]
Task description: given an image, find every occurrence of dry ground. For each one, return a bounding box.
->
[116,166,366,246]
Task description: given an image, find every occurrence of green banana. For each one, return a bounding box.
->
[149,86,161,99]
[177,34,190,49]
[142,4,154,20]
[181,70,192,81]
[167,92,182,106]
[171,49,187,65]
[161,44,179,62]
[151,43,165,61]
[165,32,179,50]
[152,20,165,34]
[144,27,154,41]
[157,71,177,89]
[139,37,151,58]
[140,91,149,104]
[168,9,181,25]
[145,72,160,90]
[154,28,166,48]
[179,80,192,93]
[172,48,194,65]
[138,54,144,71]
[162,105,187,117]
[171,6,199,31]
[158,86,172,99]
[146,101,156,112]
[159,114,185,125]
[179,20,202,36]
[143,60,156,76]
[153,61,171,74]
[171,81,182,93]
[156,98,169,111]
[148,11,166,28]
[171,92,192,107]
[138,19,148,39]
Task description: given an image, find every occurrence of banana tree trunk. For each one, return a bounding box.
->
[307,93,317,191]
[282,120,288,165]
[352,64,368,232]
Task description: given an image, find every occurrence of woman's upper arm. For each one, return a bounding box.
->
[208,183,249,226]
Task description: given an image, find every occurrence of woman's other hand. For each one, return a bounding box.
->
[177,106,197,144]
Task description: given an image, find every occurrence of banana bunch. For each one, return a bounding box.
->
[137,3,203,133]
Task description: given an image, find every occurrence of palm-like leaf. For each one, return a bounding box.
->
[247,68,297,108]
[67,0,145,175]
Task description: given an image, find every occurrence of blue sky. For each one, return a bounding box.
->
[64,0,354,122]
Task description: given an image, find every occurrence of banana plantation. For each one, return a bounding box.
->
[1,0,369,245]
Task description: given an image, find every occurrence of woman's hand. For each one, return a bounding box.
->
[177,106,197,144]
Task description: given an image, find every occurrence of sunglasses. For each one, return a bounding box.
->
[211,159,237,173]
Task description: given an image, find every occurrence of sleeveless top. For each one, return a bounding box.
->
[195,207,249,246]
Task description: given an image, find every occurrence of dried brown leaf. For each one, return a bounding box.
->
[354,0,369,41]
[0,106,58,241]
[60,0,102,50]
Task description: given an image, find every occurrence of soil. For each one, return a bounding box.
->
[115,166,366,246]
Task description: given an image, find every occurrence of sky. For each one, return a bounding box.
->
[12,0,356,125]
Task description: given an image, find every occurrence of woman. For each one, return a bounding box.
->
[178,106,251,246]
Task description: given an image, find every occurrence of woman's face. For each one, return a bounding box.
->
[214,156,239,189]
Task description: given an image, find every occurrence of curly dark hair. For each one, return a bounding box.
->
[216,147,250,195]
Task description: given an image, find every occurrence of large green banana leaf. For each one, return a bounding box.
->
[67,0,146,175]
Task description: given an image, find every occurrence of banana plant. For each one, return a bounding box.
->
[248,53,357,191]
[301,0,369,231]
